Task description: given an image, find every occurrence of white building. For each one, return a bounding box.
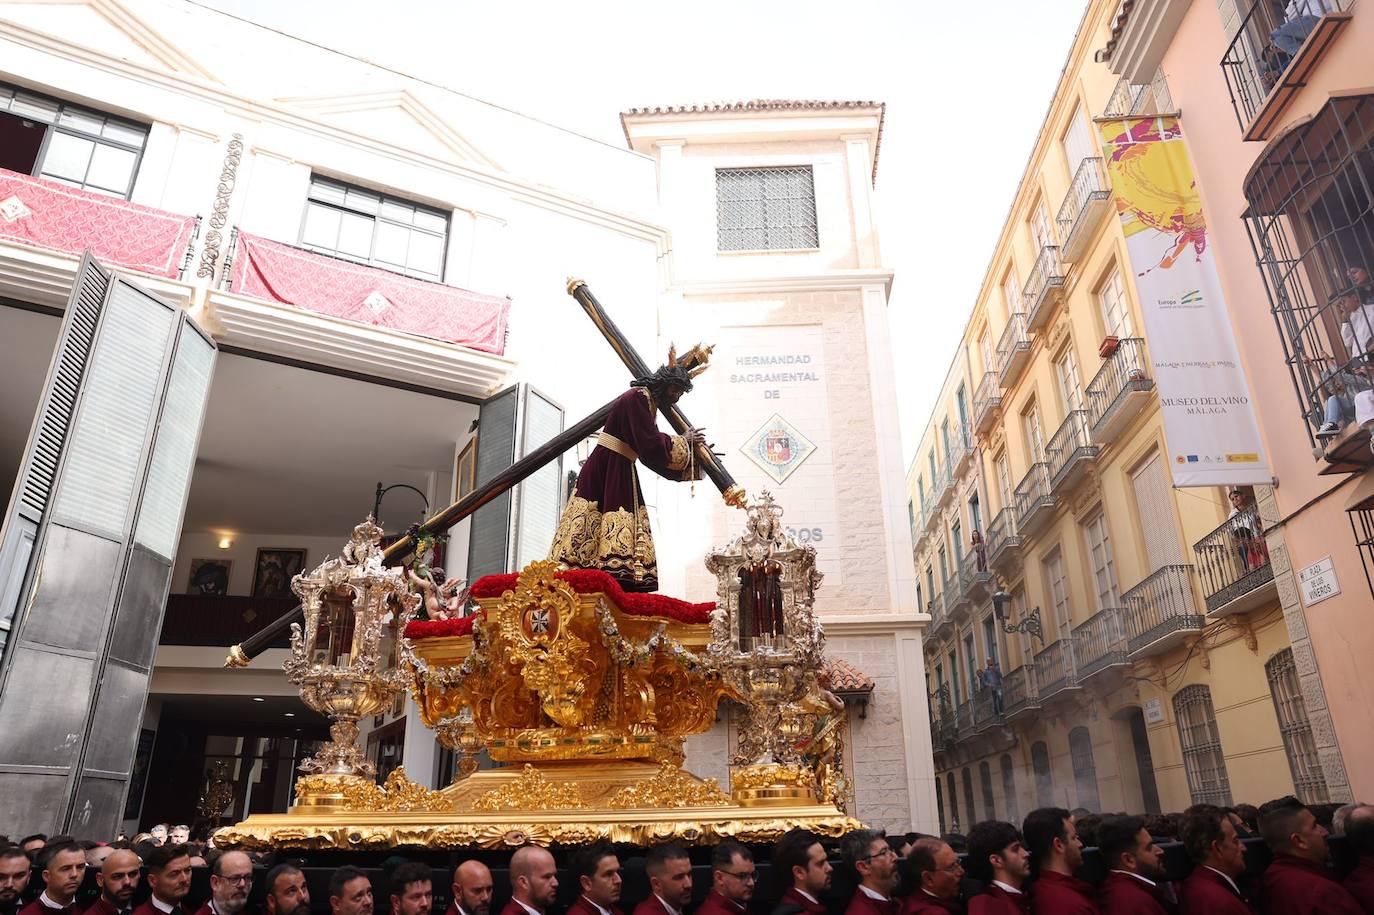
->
[0,0,933,837]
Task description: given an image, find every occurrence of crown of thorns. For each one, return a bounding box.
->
[631,343,713,393]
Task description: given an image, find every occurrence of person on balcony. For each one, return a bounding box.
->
[1269,0,1337,64]
[977,659,1004,714]
[1226,490,1268,573]
[971,530,988,572]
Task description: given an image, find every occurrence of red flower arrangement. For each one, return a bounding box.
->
[466,568,716,625]
[403,611,483,640]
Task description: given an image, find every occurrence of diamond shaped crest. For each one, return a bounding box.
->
[741,413,816,484]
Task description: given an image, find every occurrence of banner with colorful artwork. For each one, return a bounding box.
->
[1099,116,1270,487]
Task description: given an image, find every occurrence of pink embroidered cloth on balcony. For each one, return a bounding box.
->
[0,166,196,278]
[229,232,510,355]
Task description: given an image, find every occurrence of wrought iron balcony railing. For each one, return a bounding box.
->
[1002,665,1039,717]
[936,461,956,505]
[1102,70,1175,119]
[1046,410,1099,491]
[973,370,1003,434]
[1072,606,1129,681]
[1086,338,1154,444]
[1123,564,1205,657]
[955,702,974,739]
[1014,462,1056,536]
[997,313,1033,388]
[1056,157,1111,263]
[949,423,974,478]
[1193,504,1274,615]
[986,506,1022,567]
[973,689,1004,732]
[1034,638,1080,700]
[1023,245,1065,332]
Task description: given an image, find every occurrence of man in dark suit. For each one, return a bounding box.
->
[771,829,831,915]
[1176,805,1251,914]
[1094,816,1173,915]
[696,845,754,915]
[840,830,899,915]
[631,847,691,915]
[567,846,622,915]
[965,821,1030,914]
[500,848,558,915]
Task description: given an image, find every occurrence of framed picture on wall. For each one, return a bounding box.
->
[187,558,232,596]
[455,438,477,499]
[252,548,307,599]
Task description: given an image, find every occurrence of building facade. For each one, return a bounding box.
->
[0,0,933,836]
[908,0,1345,832]
[1099,0,1374,804]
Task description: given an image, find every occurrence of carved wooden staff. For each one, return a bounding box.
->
[566,278,746,508]
[223,394,621,668]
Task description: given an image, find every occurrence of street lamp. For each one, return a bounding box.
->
[992,585,1044,643]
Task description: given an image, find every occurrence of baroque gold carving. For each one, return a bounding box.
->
[470,765,587,812]
[606,764,730,809]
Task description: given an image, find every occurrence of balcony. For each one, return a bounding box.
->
[1002,665,1040,720]
[959,559,994,605]
[1086,338,1155,444]
[1056,158,1112,264]
[955,702,974,740]
[1220,0,1352,141]
[1123,564,1205,658]
[973,370,1003,435]
[932,585,956,638]
[986,507,1023,570]
[997,313,1033,388]
[973,689,1005,733]
[1033,638,1081,701]
[1022,245,1065,333]
[1072,607,1130,682]
[1103,72,1176,119]
[936,462,956,507]
[922,494,941,533]
[1046,410,1099,492]
[950,424,974,478]
[1194,504,1276,617]
[1014,463,1057,537]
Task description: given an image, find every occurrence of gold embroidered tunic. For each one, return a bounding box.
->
[547,387,695,592]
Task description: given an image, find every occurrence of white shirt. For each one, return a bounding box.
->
[1110,870,1158,888]
[149,898,178,915]
[1204,866,1243,897]
[513,901,542,915]
[991,881,1024,895]
[857,886,891,903]
[39,893,72,911]
[1342,303,1374,357]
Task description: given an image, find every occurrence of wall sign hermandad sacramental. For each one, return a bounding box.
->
[742,413,816,484]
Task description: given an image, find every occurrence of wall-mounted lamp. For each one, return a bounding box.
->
[217,536,233,550]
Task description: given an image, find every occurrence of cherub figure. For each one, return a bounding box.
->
[407,566,470,620]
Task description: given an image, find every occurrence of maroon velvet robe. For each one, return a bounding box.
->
[968,885,1030,915]
[844,889,898,915]
[1258,855,1364,915]
[1028,871,1099,915]
[568,897,623,915]
[900,890,964,915]
[631,897,679,915]
[1095,872,1173,915]
[1176,866,1252,915]
[777,889,827,915]
[695,892,747,915]
[1344,857,1374,914]
[548,387,693,592]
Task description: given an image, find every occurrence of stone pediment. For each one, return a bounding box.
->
[276,89,501,172]
[0,0,217,81]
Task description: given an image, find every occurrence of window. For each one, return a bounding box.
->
[964,632,978,695]
[1083,511,1121,610]
[947,771,960,831]
[1243,94,1374,442]
[1043,548,1071,639]
[918,475,927,507]
[925,566,936,609]
[935,775,946,835]
[1266,649,1330,802]
[982,615,1000,668]
[995,453,1013,510]
[980,760,997,820]
[929,450,939,486]
[979,332,994,375]
[962,767,977,825]
[1061,102,1095,174]
[949,649,961,702]
[941,419,952,465]
[1055,344,1084,414]
[1029,199,1054,249]
[1023,401,1045,461]
[0,83,148,198]
[1097,265,1134,338]
[1002,268,1021,319]
[908,500,918,542]
[1069,727,1102,812]
[969,493,983,536]
[715,166,818,251]
[1173,685,1233,806]
[938,545,949,586]
[300,176,449,280]
[1031,741,1054,807]
[952,519,964,571]
[956,385,970,430]
[916,580,924,615]
[1000,754,1019,824]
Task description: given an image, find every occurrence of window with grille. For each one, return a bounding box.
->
[979,760,997,819]
[962,767,978,824]
[1265,648,1330,802]
[301,175,449,280]
[1000,754,1019,824]
[1173,684,1234,806]
[715,166,818,251]
[1069,727,1102,812]
[0,82,149,198]
[1243,94,1374,445]
[1031,741,1054,807]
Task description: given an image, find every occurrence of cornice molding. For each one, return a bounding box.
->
[678,269,894,297]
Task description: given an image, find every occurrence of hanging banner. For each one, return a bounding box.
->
[1099,116,1270,487]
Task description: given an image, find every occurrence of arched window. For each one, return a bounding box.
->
[1031,741,1054,807]
[1000,754,1019,824]
[947,771,959,831]
[979,760,997,820]
[1266,648,1330,802]
[1069,727,1102,812]
[935,773,946,835]
[1174,684,1233,806]
[962,767,977,827]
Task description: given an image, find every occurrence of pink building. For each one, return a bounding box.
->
[1102,0,1373,800]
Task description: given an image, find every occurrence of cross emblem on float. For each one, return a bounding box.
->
[521,603,559,641]
[528,608,551,634]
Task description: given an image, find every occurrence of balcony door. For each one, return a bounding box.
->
[1023,402,1046,462]
[0,254,216,837]
[996,453,1013,512]
[1043,548,1071,640]
[1030,200,1054,250]
[1131,452,1184,569]
[1055,344,1084,415]
[1062,102,1094,174]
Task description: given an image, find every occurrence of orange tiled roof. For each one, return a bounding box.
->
[822,656,875,694]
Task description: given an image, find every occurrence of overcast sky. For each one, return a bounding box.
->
[199,0,1088,465]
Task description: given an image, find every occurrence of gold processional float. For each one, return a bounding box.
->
[215,280,862,851]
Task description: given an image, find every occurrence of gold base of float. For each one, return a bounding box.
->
[216,760,859,850]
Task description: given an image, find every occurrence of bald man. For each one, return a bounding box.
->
[87,850,141,915]
[446,863,493,915]
[501,848,558,915]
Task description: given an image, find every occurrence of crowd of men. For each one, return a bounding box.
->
[2,796,1373,915]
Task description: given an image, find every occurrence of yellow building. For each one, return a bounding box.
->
[906,0,1339,832]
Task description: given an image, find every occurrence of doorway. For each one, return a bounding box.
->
[1127,708,1161,814]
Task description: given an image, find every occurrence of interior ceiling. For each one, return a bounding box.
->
[0,306,61,498]
[156,693,329,731]
[185,353,475,538]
